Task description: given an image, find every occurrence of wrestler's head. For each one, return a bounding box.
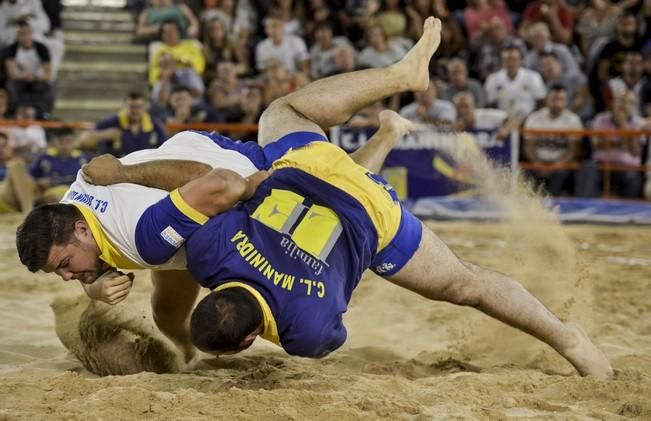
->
[190,287,263,354]
[16,204,106,283]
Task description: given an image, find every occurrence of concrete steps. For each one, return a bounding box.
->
[56,77,146,99]
[63,44,146,63]
[62,0,127,8]
[54,3,148,121]
[62,8,135,33]
[59,60,147,73]
[63,30,135,45]
[54,99,125,121]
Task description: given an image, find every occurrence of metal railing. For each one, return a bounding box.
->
[2,119,649,198]
[519,128,651,198]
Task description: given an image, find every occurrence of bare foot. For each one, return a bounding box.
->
[393,16,442,91]
[563,322,614,380]
[378,109,417,140]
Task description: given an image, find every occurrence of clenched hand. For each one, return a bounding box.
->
[83,269,135,305]
[81,154,126,186]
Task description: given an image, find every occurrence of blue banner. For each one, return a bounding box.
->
[330,126,512,200]
[411,196,651,225]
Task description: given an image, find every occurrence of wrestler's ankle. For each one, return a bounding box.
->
[385,64,413,91]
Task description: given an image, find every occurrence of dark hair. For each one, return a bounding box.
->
[314,21,333,33]
[619,10,637,21]
[190,287,263,353]
[55,126,75,139]
[366,24,387,41]
[539,51,559,62]
[548,81,567,93]
[171,85,192,96]
[502,43,523,57]
[16,204,83,272]
[126,91,144,101]
[0,131,7,142]
[160,19,181,35]
[16,103,35,111]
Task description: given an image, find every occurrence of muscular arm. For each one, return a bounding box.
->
[178,168,266,217]
[82,155,268,217]
[83,155,213,191]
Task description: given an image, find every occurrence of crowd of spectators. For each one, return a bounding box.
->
[1,0,651,211]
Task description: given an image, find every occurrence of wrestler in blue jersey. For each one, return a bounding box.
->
[133,132,422,357]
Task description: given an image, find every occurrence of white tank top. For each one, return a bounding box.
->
[61,131,260,270]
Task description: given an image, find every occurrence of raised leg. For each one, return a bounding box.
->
[350,110,416,173]
[150,269,201,362]
[386,222,614,379]
[257,17,441,146]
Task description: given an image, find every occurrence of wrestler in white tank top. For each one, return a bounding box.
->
[60,131,260,270]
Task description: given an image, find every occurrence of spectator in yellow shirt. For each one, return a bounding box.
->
[149,20,205,85]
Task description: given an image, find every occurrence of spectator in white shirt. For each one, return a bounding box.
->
[3,20,53,117]
[440,58,486,108]
[524,22,580,78]
[255,17,309,75]
[8,103,46,162]
[485,45,547,119]
[399,80,456,125]
[539,51,592,120]
[309,22,356,79]
[0,0,50,45]
[523,83,585,196]
[0,1,63,82]
[452,91,517,141]
[357,24,409,69]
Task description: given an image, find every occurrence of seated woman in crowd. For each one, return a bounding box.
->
[202,17,250,82]
[200,0,253,41]
[137,0,199,42]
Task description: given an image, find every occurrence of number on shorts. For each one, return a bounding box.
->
[251,189,342,262]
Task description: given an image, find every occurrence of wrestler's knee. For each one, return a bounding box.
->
[260,95,290,120]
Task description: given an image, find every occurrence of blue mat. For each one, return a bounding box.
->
[411,197,651,225]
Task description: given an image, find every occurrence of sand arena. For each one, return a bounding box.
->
[1,206,650,419]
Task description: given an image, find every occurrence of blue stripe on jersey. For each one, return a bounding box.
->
[135,194,203,265]
[262,131,328,167]
[370,205,422,276]
[195,131,267,169]
[195,130,328,170]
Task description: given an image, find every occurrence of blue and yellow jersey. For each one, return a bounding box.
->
[95,111,168,157]
[30,148,88,186]
[137,132,423,358]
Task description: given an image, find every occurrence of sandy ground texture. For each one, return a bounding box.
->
[1,209,650,420]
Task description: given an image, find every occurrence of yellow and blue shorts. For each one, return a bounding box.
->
[266,131,422,276]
